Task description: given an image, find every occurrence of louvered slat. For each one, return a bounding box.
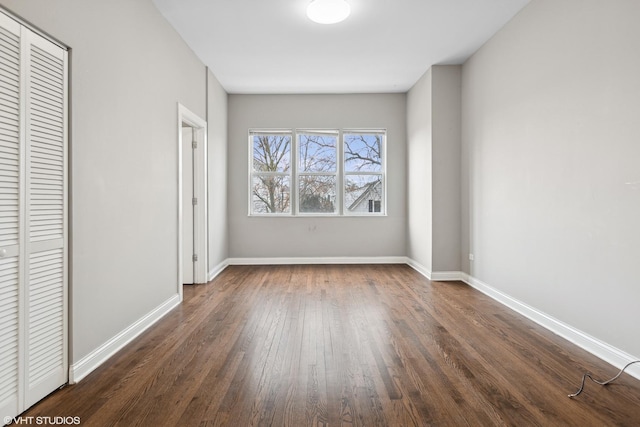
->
[28,44,64,243]
[28,248,64,386]
[1,12,67,417]
[24,29,67,407]
[0,17,21,408]
[0,19,20,250]
[0,257,19,405]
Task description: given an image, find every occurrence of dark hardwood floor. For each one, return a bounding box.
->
[21,265,640,426]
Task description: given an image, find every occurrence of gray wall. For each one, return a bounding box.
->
[207,70,229,271]
[407,65,462,273]
[228,94,407,259]
[0,0,210,364]
[462,0,640,357]
[432,66,461,272]
[406,69,433,271]
[7,0,637,380]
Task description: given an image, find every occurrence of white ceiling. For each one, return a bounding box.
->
[152,0,530,94]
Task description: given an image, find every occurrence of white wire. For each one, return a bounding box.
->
[568,360,640,398]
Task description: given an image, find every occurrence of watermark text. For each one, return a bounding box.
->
[3,416,80,425]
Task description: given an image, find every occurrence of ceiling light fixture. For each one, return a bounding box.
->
[306,0,351,24]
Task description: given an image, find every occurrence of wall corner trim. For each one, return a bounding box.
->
[68,294,181,384]
[405,260,463,282]
[405,258,432,280]
[208,259,230,282]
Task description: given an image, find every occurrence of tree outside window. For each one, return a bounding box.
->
[250,132,291,214]
[249,129,385,216]
[344,132,385,215]
[298,132,337,214]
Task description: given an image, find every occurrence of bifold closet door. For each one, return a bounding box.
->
[0,12,22,421]
[0,10,68,420]
[23,17,68,409]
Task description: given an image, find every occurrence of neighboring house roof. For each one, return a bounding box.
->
[348,180,382,211]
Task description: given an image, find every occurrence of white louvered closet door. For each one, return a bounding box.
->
[0,12,23,422]
[0,10,67,421]
[23,22,68,410]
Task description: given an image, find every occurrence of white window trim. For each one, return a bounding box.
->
[295,129,340,216]
[249,128,387,217]
[248,129,293,216]
[342,129,387,216]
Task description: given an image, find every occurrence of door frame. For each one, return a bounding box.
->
[177,104,208,300]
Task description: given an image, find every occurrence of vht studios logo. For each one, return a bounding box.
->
[3,416,81,425]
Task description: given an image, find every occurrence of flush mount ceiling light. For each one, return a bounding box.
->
[306,0,351,24]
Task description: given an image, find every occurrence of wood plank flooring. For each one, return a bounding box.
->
[20,265,640,426]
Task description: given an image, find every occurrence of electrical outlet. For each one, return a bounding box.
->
[468,253,475,261]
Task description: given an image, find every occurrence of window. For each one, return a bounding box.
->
[298,131,338,214]
[250,131,292,214]
[343,131,385,215]
[249,129,386,216]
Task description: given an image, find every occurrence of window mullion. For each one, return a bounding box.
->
[338,129,343,215]
[292,131,298,215]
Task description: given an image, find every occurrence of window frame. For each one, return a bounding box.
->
[295,129,340,216]
[248,129,293,216]
[342,129,387,216]
[248,128,387,217]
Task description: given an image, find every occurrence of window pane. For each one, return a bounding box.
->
[344,133,382,172]
[368,200,381,213]
[252,175,291,213]
[344,175,383,214]
[252,134,291,172]
[299,175,336,213]
[299,133,337,172]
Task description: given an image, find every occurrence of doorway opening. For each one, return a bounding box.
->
[178,104,208,300]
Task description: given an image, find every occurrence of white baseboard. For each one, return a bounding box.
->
[405,258,432,279]
[68,294,181,384]
[208,259,230,282]
[69,259,640,388]
[460,273,640,381]
[227,256,408,265]
[431,271,465,281]
[406,260,639,380]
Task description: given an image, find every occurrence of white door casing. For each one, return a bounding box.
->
[177,104,207,300]
[182,126,194,284]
